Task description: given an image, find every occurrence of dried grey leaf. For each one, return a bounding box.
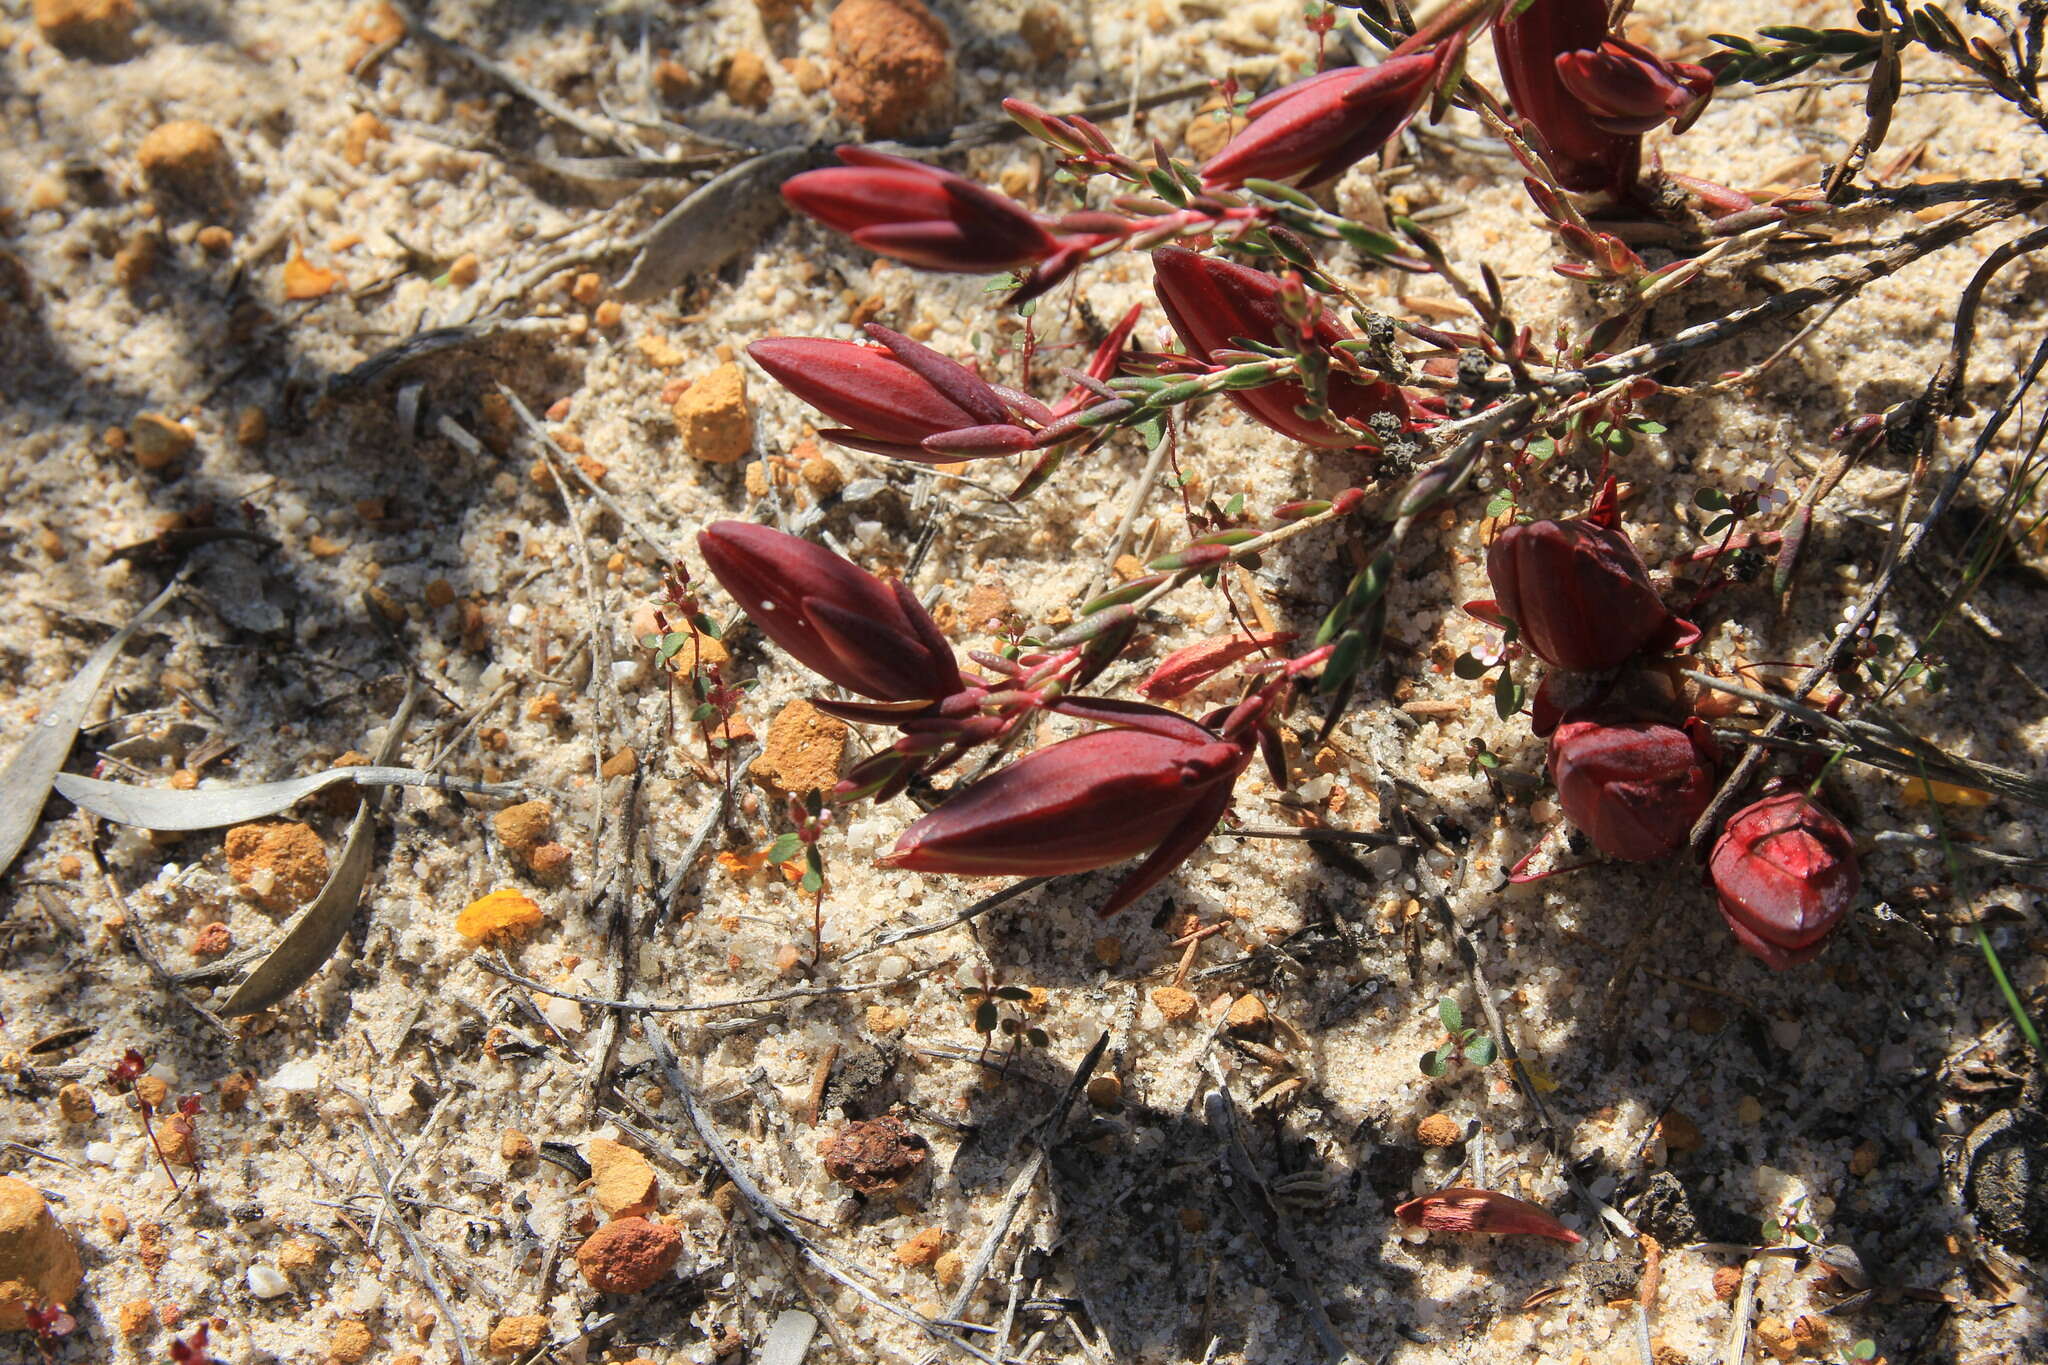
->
[0,569,188,878]
[219,683,421,1016]
[614,146,819,302]
[218,798,379,1017]
[56,766,527,831]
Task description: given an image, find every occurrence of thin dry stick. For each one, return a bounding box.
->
[84,825,235,1043]
[641,1023,1007,1365]
[334,1084,478,1365]
[477,953,936,1012]
[1718,1257,1764,1365]
[1686,324,2048,852]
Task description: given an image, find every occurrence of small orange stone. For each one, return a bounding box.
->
[456,889,544,945]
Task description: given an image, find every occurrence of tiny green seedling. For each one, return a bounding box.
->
[1420,997,1498,1077]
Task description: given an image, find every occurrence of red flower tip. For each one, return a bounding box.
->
[746,331,1035,465]
[1151,246,1410,448]
[1709,792,1859,969]
[1555,40,1717,136]
[1395,1187,1583,1243]
[883,698,1263,916]
[1492,0,1641,194]
[1548,716,1718,862]
[1139,630,1295,701]
[1484,515,1691,673]
[697,522,963,704]
[1200,54,1437,189]
[781,148,1058,274]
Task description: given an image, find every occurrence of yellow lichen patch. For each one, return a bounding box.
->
[457,889,544,945]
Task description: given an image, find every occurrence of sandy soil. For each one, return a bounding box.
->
[2,1,2047,1362]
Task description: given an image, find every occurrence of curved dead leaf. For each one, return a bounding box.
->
[219,682,420,1016]
[56,765,527,831]
[614,146,819,302]
[0,569,189,877]
[1394,1186,1582,1244]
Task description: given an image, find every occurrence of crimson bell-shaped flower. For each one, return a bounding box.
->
[1548,716,1718,862]
[1476,513,1695,673]
[1709,792,1859,969]
[882,697,1261,916]
[782,147,1059,274]
[1152,245,1409,448]
[1493,0,1640,194]
[1556,39,1715,135]
[697,521,963,707]
[1200,53,1437,189]
[748,325,1042,463]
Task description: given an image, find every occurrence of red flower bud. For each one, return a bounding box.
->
[1548,717,1718,862]
[1709,792,1859,969]
[1554,40,1716,136]
[1479,515,1694,673]
[748,326,1036,464]
[882,700,1256,916]
[1200,54,1437,189]
[1492,0,1640,194]
[1152,246,1410,448]
[782,148,1059,274]
[697,522,963,705]
[1394,1187,1582,1243]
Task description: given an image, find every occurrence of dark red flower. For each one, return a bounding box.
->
[1152,245,1410,448]
[1555,39,1716,136]
[882,695,1265,916]
[782,147,1059,274]
[1200,54,1438,188]
[697,522,963,707]
[1709,792,1859,969]
[1492,0,1640,194]
[1476,513,1694,673]
[748,325,1042,463]
[1548,717,1718,862]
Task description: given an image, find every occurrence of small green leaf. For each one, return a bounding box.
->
[1026,1027,1050,1048]
[1419,1049,1448,1078]
[1695,486,1730,510]
[975,1001,999,1034]
[1438,997,1463,1033]
[765,832,803,863]
[1453,653,1490,681]
[801,867,823,894]
[1465,1034,1497,1067]
[996,985,1033,1001]
[1495,679,1525,720]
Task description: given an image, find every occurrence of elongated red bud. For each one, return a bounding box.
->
[1395,1187,1582,1243]
[1201,55,1438,189]
[1709,792,1858,968]
[1152,246,1410,448]
[698,522,963,704]
[882,706,1257,915]
[783,147,1059,273]
[748,336,1032,465]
